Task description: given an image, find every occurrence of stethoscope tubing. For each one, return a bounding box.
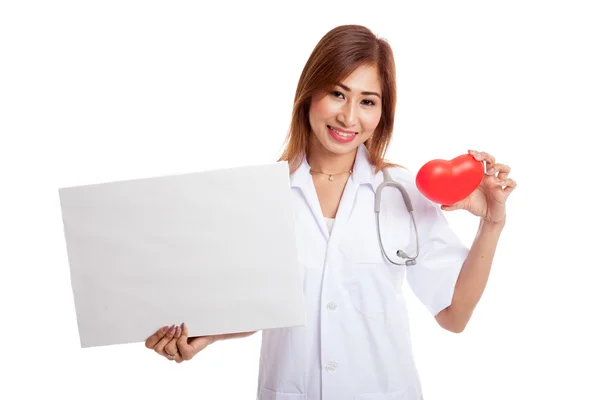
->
[374,169,420,266]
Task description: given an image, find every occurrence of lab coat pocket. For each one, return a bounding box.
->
[339,212,414,266]
[339,211,409,316]
[344,272,382,315]
[338,217,387,264]
[342,241,387,264]
[258,388,307,400]
[340,238,401,316]
[340,243,405,315]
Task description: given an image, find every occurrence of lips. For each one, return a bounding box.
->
[328,125,356,134]
[327,125,357,143]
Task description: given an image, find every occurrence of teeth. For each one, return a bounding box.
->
[330,126,354,137]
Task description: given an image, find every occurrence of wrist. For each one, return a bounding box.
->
[480,216,505,232]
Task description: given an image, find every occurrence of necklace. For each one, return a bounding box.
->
[309,168,353,181]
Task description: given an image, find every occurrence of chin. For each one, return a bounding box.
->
[324,134,369,155]
[324,142,360,155]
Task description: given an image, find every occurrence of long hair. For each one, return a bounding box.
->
[278,25,401,173]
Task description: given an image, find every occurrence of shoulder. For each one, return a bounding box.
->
[383,165,414,185]
[380,166,439,214]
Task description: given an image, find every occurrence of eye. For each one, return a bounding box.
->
[331,91,345,99]
[362,99,376,106]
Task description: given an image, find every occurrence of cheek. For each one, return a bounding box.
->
[363,109,382,131]
[310,96,336,121]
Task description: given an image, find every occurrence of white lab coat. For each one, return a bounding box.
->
[256,144,469,399]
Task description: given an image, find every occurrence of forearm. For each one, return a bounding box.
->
[436,218,505,332]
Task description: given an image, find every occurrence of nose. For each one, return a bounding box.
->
[337,101,358,128]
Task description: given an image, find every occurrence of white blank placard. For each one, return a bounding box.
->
[58,161,305,348]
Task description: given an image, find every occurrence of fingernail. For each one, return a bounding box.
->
[498,180,506,185]
[175,326,180,335]
[161,326,169,333]
[181,322,186,330]
[168,325,175,333]
[486,168,495,175]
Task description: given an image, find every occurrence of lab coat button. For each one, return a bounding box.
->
[325,361,338,372]
[326,302,337,311]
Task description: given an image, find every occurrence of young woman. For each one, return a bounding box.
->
[145,24,516,399]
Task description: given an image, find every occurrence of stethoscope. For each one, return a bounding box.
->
[374,168,420,266]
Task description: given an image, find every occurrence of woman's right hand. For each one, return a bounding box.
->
[145,322,218,363]
[145,323,258,363]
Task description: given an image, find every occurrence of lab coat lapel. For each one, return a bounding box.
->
[290,159,330,241]
[326,174,358,244]
[328,144,377,243]
[288,144,378,244]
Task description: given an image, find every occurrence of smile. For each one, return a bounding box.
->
[327,125,357,137]
[327,125,358,143]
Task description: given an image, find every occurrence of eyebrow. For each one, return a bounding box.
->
[335,83,381,98]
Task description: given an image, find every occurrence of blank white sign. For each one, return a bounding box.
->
[58,161,305,348]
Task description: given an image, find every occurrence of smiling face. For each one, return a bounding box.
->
[308,64,383,156]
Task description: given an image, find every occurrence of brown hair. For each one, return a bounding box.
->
[277,25,402,173]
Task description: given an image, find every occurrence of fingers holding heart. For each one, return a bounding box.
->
[468,150,517,195]
[488,163,511,179]
[469,149,495,172]
[469,150,511,180]
[500,178,517,194]
[486,163,514,191]
[486,163,516,196]
[441,201,466,212]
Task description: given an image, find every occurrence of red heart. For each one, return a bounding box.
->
[415,154,484,205]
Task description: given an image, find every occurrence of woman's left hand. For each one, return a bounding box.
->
[441,149,517,224]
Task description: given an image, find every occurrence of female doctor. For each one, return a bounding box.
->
[145,25,517,399]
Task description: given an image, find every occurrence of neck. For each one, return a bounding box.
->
[307,134,357,174]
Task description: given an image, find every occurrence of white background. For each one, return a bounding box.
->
[1,0,598,399]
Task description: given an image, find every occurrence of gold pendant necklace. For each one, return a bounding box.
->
[309,169,353,181]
